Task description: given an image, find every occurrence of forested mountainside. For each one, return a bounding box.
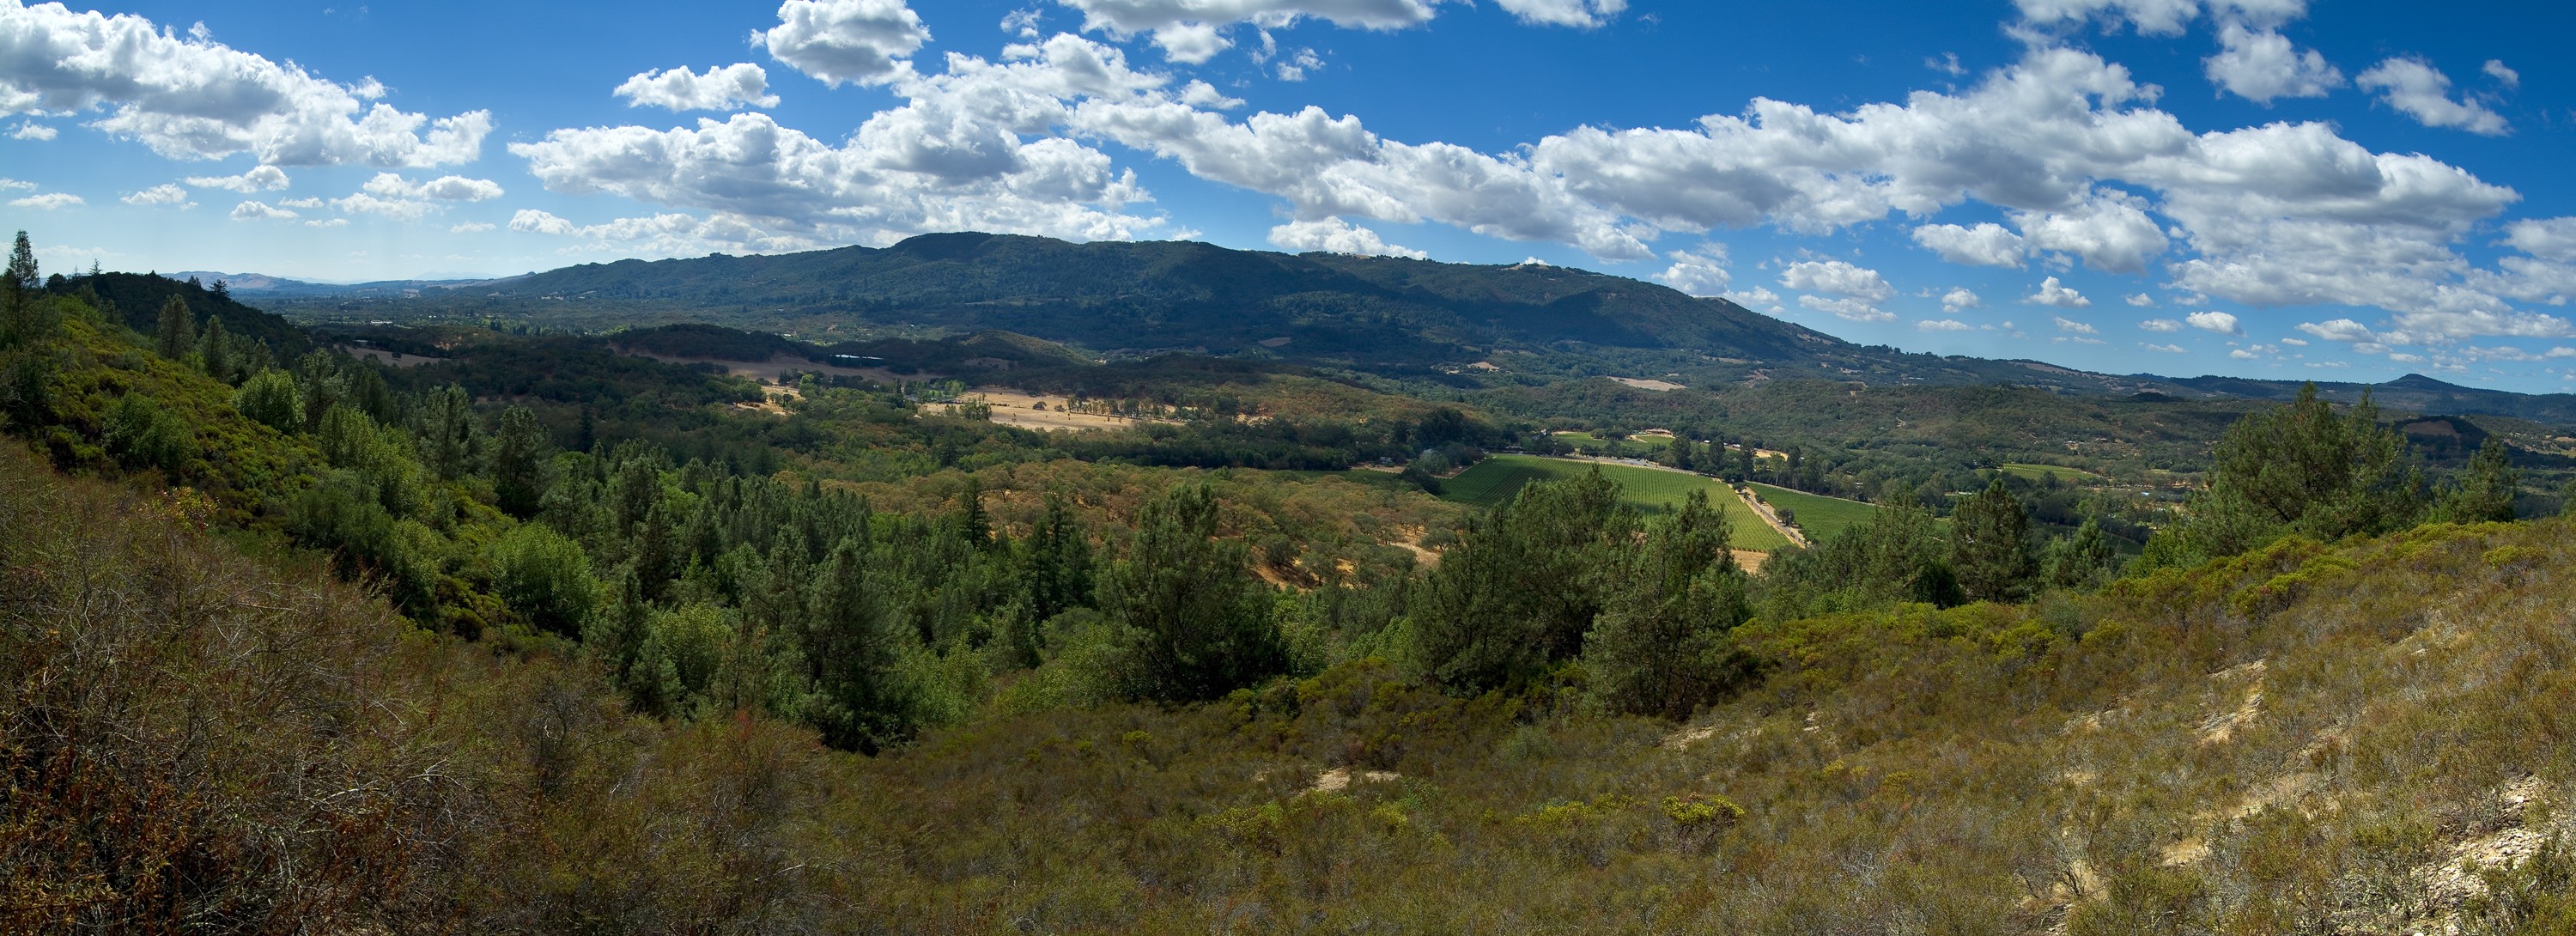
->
[5,232,2575,933]
[273,231,2576,422]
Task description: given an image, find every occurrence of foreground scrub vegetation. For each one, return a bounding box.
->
[7,234,2575,933]
[10,429,2576,933]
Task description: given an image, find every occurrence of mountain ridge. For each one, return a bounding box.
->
[258,232,2576,423]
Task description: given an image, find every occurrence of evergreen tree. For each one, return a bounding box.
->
[586,568,652,700]
[414,384,481,482]
[489,406,551,519]
[3,231,32,295]
[2435,438,2518,524]
[2143,385,2421,567]
[1950,478,2035,604]
[957,476,993,551]
[231,368,303,433]
[197,316,233,382]
[2,230,37,347]
[1021,494,1095,623]
[1407,468,1637,694]
[1667,437,1696,472]
[492,523,598,636]
[155,295,195,360]
[2040,519,2118,591]
[1100,483,1281,702]
[797,537,912,751]
[1584,489,1754,719]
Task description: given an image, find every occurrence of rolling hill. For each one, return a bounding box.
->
[253,231,2576,424]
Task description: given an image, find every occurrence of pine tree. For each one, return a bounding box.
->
[798,537,911,751]
[1100,483,1281,702]
[1,230,36,347]
[1407,468,1637,693]
[155,295,196,360]
[1584,489,1753,719]
[2144,384,2421,567]
[2041,518,2118,591]
[414,384,480,482]
[489,406,550,519]
[1021,493,1095,623]
[957,476,993,551]
[231,368,302,432]
[2437,438,2518,524]
[1951,478,2034,604]
[197,316,233,382]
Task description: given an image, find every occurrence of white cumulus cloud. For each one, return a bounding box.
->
[2297,318,2375,342]
[1778,259,1894,301]
[2025,276,2092,308]
[1798,295,1894,322]
[361,173,504,201]
[759,0,933,87]
[2482,59,2518,88]
[229,199,296,220]
[2186,310,2242,333]
[2052,315,2098,334]
[2139,318,2183,331]
[616,64,780,112]
[0,3,489,166]
[1912,222,2026,268]
[513,35,1182,252]
[185,166,290,192]
[9,191,79,210]
[1917,319,1971,331]
[1941,287,1983,313]
[2505,217,2576,263]
[9,121,53,140]
[2125,293,2157,307]
[1651,244,1730,296]
[2142,342,2188,353]
[2357,58,2508,136]
[121,183,192,208]
[1492,0,1627,28]
[1267,216,1426,258]
[2203,22,2341,103]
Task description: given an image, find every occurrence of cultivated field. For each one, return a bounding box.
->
[1443,455,1793,552]
[1996,461,2106,483]
[1745,482,1880,542]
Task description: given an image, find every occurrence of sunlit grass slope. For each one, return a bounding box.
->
[1445,454,1791,551]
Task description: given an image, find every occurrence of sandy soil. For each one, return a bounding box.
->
[942,387,1173,432]
[1610,376,1686,392]
[343,346,442,368]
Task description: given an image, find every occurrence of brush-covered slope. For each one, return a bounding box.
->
[9,422,2574,933]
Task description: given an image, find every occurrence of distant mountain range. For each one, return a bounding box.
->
[228,233,2576,425]
[167,271,519,299]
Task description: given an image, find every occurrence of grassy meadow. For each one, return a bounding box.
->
[1445,455,1792,551]
[1996,462,2106,483]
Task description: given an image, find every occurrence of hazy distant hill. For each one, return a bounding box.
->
[167,270,517,299]
[449,232,1847,367]
[2157,371,2576,425]
[262,232,2576,423]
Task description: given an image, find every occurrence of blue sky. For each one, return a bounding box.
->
[7,0,2576,391]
